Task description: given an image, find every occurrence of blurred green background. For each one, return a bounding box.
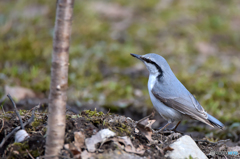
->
[0,0,240,125]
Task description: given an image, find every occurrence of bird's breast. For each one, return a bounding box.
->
[147,75,183,122]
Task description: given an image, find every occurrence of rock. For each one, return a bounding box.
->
[5,85,36,101]
[165,135,207,159]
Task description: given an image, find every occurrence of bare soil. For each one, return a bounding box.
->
[0,103,239,159]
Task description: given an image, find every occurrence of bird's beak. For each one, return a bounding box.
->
[130,53,144,62]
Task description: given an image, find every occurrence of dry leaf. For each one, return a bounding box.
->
[113,136,145,155]
[155,145,164,155]
[64,143,81,157]
[63,131,86,158]
[85,129,116,152]
[163,146,174,152]
[135,128,139,133]
[137,117,156,143]
[81,150,92,159]
[74,131,85,149]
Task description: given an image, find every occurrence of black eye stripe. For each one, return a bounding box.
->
[141,57,163,77]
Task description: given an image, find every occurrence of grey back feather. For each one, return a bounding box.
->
[151,66,214,127]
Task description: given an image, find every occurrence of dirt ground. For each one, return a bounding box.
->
[0,101,239,159]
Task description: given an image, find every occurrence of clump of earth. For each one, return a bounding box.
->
[0,105,239,159]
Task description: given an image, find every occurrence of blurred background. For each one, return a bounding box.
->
[0,0,240,140]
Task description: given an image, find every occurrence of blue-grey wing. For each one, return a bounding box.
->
[151,81,213,127]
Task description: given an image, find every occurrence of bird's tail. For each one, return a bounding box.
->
[207,113,224,129]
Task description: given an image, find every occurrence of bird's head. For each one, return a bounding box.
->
[131,53,171,77]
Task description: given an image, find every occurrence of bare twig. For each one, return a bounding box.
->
[0,104,39,148]
[26,149,35,159]
[0,126,21,148]
[62,146,74,158]
[137,111,155,123]
[155,145,164,155]
[0,118,4,133]
[0,96,6,114]
[194,139,217,145]
[194,139,230,146]
[1,105,5,114]
[7,94,24,129]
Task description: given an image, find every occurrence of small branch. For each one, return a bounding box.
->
[0,104,39,148]
[0,94,6,114]
[194,139,217,145]
[62,146,74,158]
[26,149,35,159]
[0,118,4,133]
[7,94,24,129]
[194,139,230,146]
[137,111,155,123]
[1,105,5,114]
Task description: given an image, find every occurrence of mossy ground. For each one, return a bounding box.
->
[1,110,235,158]
[0,1,240,129]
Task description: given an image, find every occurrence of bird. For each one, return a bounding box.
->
[131,53,224,131]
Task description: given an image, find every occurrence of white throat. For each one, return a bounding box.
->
[148,74,158,91]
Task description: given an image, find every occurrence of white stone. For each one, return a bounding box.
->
[15,129,29,143]
[99,128,116,140]
[165,135,207,159]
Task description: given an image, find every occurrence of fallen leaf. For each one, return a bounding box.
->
[63,131,85,158]
[85,129,116,152]
[74,131,85,149]
[113,136,145,155]
[135,128,139,133]
[137,116,156,143]
[81,150,92,159]
[163,146,174,152]
[13,151,19,155]
[64,143,81,158]
[155,145,164,155]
